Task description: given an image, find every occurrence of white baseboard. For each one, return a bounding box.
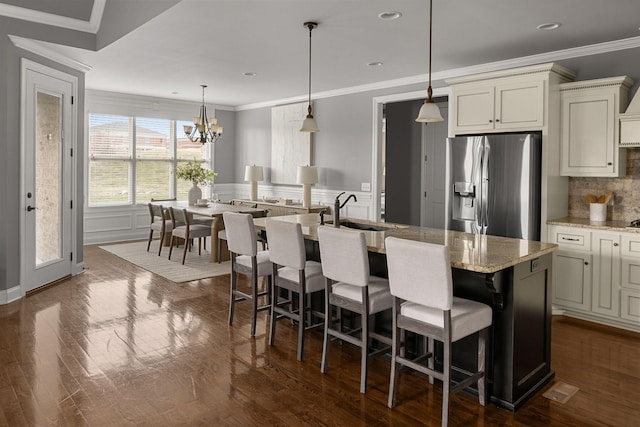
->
[0,285,24,305]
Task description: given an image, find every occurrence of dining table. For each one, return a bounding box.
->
[161,200,266,262]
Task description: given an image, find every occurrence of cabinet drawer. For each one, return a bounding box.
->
[621,289,640,323]
[550,227,591,250]
[621,234,640,258]
[621,258,640,291]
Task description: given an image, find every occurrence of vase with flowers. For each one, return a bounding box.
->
[175,161,218,205]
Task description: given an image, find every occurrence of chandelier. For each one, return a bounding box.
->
[183,85,223,144]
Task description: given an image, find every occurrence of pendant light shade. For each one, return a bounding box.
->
[301,22,319,132]
[300,115,319,132]
[416,0,444,123]
[416,98,444,122]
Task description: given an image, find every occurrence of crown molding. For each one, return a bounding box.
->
[9,35,93,72]
[0,0,105,33]
[235,35,640,112]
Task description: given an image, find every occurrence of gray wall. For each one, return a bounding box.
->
[1,16,90,292]
[233,83,426,191]
[213,108,237,184]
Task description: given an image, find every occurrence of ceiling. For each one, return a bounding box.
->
[4,0,640,109]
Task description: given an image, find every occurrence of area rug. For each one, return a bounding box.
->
[99,240,230,283]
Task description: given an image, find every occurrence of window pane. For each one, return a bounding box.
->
[177,120,208,160]
[88,160,130,205]
[137,160,172,202]
[89,114,131,158]
[136,117,172,160]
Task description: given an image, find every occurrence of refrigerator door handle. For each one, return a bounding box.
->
[481,142,490,234]
[472,138,483,234]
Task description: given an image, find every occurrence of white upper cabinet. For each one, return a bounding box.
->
[452,80,545,133]
[560,76,634,177]
[447,63,573,135]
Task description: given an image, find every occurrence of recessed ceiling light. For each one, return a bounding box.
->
[368,62,383,67]
[243,72,257,77]
[537,22,561,31]
[378,11,402,20]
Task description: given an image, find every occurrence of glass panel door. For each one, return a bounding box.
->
[22,61,75,293]
[34,91,63,267]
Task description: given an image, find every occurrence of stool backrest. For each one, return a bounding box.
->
[317,225,369,287]
[385,236,453,310]
[223,212,258,256]
[266,219,305,270]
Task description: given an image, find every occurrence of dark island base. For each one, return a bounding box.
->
[305,241,555,411]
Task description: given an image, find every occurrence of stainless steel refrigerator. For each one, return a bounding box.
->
[445,132,542,240]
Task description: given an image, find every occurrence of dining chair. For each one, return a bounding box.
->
[317,225,392,394]
[223,212,272,336]
[385,236,492,427]
[265,218,324,361]
[168,207,211,265]
[147,203,173,256]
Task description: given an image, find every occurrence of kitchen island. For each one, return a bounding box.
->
[254,214,558,411]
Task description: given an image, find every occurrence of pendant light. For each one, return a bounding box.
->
[416,0,443,122]
[300,22,319,132]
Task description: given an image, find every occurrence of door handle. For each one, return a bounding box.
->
[27,205,37,212]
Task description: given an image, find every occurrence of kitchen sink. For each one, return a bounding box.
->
[338,220,394,232]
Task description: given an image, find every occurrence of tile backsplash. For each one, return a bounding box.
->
[568,148,640,223]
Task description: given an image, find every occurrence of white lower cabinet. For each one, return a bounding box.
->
[549,224,640,331]
[591,232,621,317]
[553,249,592,310]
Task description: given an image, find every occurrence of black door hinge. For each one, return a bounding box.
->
[71,96,74,105]
[70,200,73,209]
[70,252,73,262]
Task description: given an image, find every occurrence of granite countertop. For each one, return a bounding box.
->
[254,214,557,274]
[547,216,640,233]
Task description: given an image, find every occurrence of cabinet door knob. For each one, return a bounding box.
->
[608,162,612,165]
[496,119,500,122]
[488,119,493,123]
[584,261,589,265]
[614,243,619,246]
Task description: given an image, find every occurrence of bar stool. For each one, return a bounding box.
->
[217,207,268,263]
[385,236,492,427]
[223,212,272,336]
[265,218,324,361]
[168,207,211,265]
[317,225,392,394]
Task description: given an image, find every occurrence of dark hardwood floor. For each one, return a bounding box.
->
[1,244,638,426]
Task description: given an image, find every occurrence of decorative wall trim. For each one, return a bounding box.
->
[235,36,640,112]
[86,90,234,117]
[9,35,93,72]
[83,185,375,244]
[0,0,105,33]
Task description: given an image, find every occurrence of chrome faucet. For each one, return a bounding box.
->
[333,192,357,227]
